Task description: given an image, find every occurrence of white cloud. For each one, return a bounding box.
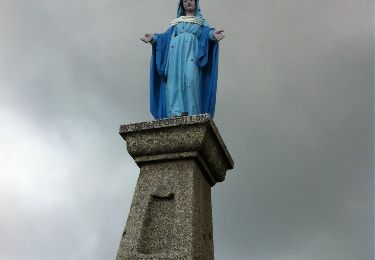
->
[0,107,138,260]
[0,108,71,210]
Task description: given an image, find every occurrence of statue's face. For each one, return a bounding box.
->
[183,0,196,14]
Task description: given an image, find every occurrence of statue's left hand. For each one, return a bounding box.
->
[214,30,225,41]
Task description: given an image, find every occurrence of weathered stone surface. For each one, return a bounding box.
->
[119,114,233,186]
[116,114,233,259]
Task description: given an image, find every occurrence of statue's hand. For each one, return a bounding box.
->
[214,30,225,41]
[141,33,153,43]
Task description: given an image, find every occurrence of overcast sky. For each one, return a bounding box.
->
[0,0,373,259]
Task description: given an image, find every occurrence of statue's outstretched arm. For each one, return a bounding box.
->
[141,33,153,43]
[213,30,225,41]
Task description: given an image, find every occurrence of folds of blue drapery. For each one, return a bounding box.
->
[150,26,219,119]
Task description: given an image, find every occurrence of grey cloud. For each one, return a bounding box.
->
[0,0,373,259]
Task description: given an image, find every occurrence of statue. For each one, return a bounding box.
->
[141,0,225,119]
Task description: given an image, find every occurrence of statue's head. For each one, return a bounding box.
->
[177,0,205,22]
[179,0,198,15]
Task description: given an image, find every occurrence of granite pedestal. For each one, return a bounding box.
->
[116,114,233,259]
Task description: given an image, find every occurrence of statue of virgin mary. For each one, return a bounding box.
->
[141,0,225,119]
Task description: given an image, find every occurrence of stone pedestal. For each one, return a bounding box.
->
[116,114,233,260]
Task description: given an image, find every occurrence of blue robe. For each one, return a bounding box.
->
[150,24,219,119]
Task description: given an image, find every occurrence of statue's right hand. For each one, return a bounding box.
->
[141,33,153,43]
